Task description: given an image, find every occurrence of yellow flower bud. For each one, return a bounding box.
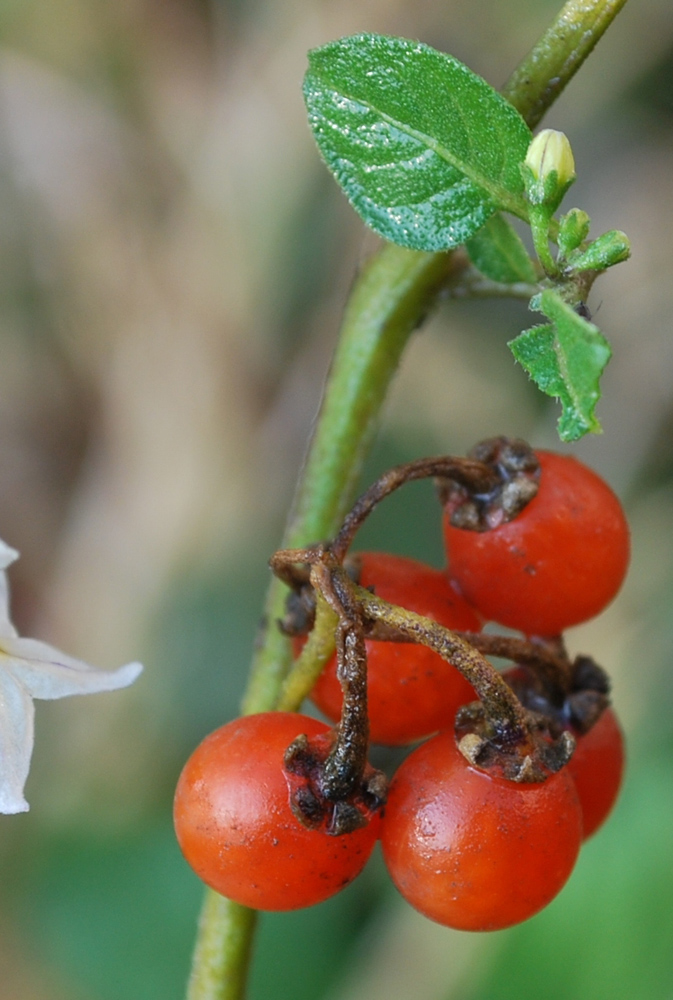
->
[525,129,576,188]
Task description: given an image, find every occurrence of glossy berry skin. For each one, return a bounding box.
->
[443,451,630,636]
[567,708,625,839]
[173,712,380,911]
[380,729,583,931]
[308,552,481,745]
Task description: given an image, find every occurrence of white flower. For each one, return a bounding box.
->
[0,541,142,814]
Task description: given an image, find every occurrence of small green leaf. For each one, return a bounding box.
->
[538,291,612,419]
[466,214,537,284]
[509,290,612,441]
[507,323,572,426]
[304,34,531,251]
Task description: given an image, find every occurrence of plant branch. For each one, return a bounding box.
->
[242,246,461,714]
[332,454,499,562]
[187,0,630,994]
[502,0,630,129]
[275,596,338,712]
[187,893,257,1000]
[446,277,540,300]
[341,576,530,744]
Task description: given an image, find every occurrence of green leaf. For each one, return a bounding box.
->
[509,289,611,441]
[510,323,561,389]
[466,214,537,284]
[304,34,532,251]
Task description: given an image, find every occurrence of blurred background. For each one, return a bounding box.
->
[0,0,672,996]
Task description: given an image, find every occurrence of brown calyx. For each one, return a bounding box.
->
[455,699,576,783]
[283,730,387,835]
[438,436,540,531]
[454,648,611,782]
[505,654,611,736]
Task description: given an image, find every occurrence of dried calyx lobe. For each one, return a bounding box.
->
[455,652,612,782]
[438,437,540,531]
[284,730,387,836]
[507,653,611,736]
[455,702,576,782]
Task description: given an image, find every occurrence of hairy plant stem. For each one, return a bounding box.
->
[501,0,630,129]
[332,454,499,562]
[340,576,530,745]
[242,247,461,715]
[186,894,257,1000]
[530,206,561,277]
[275,596,338,712]
[186,0,629,995]
[313,560,372,799]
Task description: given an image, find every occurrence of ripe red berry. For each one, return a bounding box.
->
[380,729,583,931]
[173,712,380,910]
[306,552,481,745]
[567,708,625,839]
[443,450,630,635]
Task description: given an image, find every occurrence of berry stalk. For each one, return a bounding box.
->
[331,454,501,561]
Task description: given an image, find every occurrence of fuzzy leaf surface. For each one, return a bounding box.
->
[509,290,611,441]
[466,214,537,284]
[304,34,531,251]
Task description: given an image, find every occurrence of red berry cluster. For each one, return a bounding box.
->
[174,438,628,932]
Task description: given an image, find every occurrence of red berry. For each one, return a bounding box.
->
[306,552,481,745]
[173,712,380,910]
[380,729,583,931]
[567,708,625,839]
[443,451,630,635]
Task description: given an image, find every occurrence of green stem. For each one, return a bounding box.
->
[186,0,630,994]
[449,277,539,300]
[241,246,458,715]
[275,597,338,712]
[187,893,257,1000]
[529,205,560,277]
[501,0,630,129]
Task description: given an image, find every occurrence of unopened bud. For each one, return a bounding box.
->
[526,129,575,186]
[522,129,576,210]
[558,208,591,258]
[567,230,631,273]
